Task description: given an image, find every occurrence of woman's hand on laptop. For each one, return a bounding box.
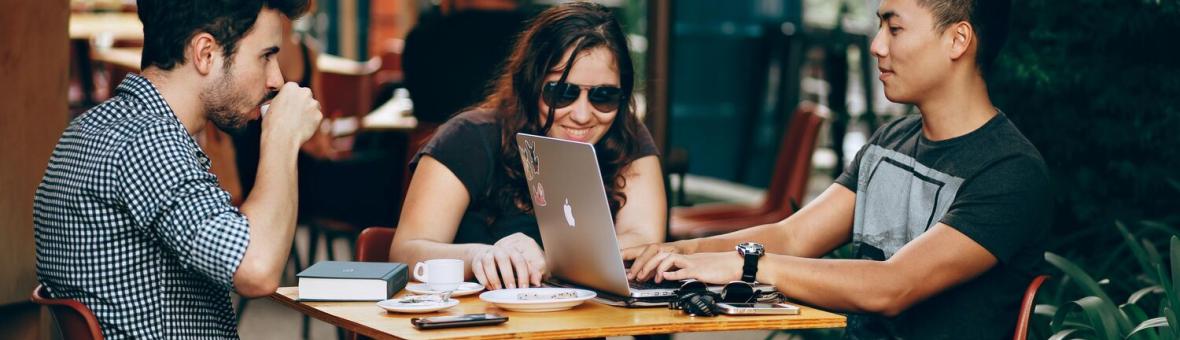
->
[470,233,548,290]
[622,240,697,282]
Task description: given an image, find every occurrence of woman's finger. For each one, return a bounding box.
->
[482,251,503,290]
[493,249,517,289]
[507,250,530,288]
[472,253,489,289]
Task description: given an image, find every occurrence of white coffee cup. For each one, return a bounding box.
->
[413,259,464,292]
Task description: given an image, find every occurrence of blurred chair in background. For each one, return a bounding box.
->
[669,103,827,239]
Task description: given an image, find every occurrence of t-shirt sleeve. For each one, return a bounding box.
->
[632,122,661,158]
[117,122,249,290]
[939,155,1051,263]
[835,144,867,191]
[410,115,497,202]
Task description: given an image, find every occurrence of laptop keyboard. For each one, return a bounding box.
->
[628,279,682,290]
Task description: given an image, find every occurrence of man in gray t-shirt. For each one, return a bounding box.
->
[624,0,1049,338]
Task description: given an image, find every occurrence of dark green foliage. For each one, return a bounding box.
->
[989,0,1180,292]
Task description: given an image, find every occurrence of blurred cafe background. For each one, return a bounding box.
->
[1,0,1177,339]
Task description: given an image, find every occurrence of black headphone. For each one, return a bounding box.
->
[668,280,761,317]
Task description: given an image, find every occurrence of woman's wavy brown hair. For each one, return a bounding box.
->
[476,1,645,218]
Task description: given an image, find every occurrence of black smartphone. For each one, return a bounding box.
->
[410,313,509,330]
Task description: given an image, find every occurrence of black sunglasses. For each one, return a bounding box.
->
[542,81,622,112]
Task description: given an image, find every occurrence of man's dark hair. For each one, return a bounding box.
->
[138,0,310,70]
[917,0,1011,78]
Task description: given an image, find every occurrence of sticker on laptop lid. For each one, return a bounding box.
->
[533,182,547,207]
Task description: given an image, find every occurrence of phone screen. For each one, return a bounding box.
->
[720,303,780,308]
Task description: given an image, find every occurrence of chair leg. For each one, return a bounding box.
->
[307,226,321,262]
[301,225,319,340]
[236,296,249,323]
[290,237,303,273]
[326,232,337,261]
[302,314,310,340]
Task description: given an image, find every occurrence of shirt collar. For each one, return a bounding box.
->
[114,73,212,168]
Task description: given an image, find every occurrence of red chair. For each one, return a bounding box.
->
[342,227,397,340]
[1014,275,1050,340]
[30,284,104,340]
[355,227,397,263]
[669,102,826,239]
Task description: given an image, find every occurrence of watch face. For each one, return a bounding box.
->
[737,242,765,256]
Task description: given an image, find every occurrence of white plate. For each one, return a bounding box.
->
[404,282,485,297]
[478,288,596,312]
[376,297,459,313]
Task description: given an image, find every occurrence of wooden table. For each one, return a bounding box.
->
[70,12,143,41]
[91,47,141,70]
[269,287,845,339]
[70,12,143,106]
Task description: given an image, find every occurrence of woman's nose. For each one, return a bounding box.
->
[569,92,594,124]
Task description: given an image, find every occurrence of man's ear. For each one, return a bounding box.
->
[948,21,973,61]
[188,32,220,76]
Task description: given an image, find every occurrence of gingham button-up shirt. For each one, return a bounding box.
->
[35,74,250,339]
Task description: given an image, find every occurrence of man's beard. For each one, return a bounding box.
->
[202,68,257,132]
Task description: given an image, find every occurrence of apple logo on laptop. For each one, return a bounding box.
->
[563,199,575,228]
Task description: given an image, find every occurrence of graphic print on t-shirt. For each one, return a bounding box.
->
[852,145,964,260]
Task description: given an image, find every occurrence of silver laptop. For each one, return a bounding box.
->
[516,133,771,299]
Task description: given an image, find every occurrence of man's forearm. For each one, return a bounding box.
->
[690,221,791,254]
[758,254,913,316]
[238,140,300,287]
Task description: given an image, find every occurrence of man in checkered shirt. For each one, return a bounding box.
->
[34,0,319,338]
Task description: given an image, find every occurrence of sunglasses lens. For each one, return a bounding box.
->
[588,86,621,112]
[720,281,755,303]
[544,82,622,112]
[542,82,578,108]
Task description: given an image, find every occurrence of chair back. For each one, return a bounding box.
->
[760,102,825,217]
[355,227,397,262]
[30,284,104,340]
[319,54,382,120]
[1014,275,1050,340]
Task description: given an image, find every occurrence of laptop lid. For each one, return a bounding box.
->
[515,133,636,297]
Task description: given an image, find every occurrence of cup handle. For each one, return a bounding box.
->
[413,262,428,282]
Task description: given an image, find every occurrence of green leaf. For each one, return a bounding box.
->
[1128,286,1164,305]
[1121,303,1158,340]
[1165,307,1178,338]
[1171,237,1180,304]
[1118,221,1157,286]
[1046,252,1116,303]
[1126,317,1169,339]
[1051,296,1122,340]
[1142,239,1164,277]
[1048,328,1088,340]
[1122,303,1152,325]
[1037,304,1059,318]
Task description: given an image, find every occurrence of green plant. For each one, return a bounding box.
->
[1036,232,1177,339]
[991,0,1180,287]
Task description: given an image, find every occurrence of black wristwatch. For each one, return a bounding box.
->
[735,242,764,283]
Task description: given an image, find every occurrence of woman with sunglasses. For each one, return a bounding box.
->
[389,2,666,291]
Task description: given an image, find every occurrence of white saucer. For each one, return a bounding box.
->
[376,296,460,313]
[404,282,485,297]
[479,288,596,312]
